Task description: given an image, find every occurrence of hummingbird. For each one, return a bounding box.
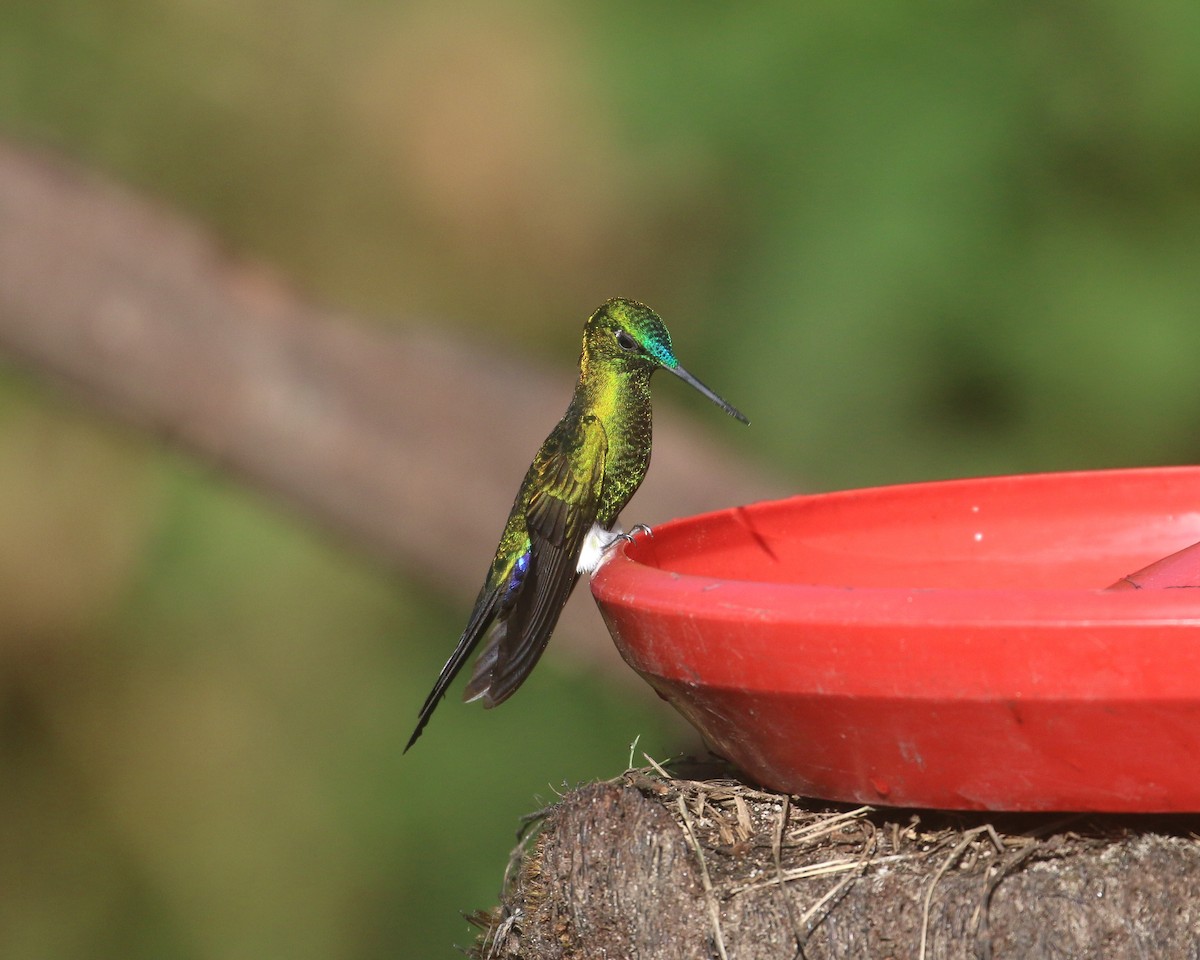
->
[405,298,748,750]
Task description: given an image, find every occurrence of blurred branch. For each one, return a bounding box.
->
[0,139,784,672]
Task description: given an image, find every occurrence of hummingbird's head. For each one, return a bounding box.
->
[584,298,677,370]
[582,298,749,424]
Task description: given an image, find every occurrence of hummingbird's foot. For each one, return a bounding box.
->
[614,520,652,544]
[578,523,653,575]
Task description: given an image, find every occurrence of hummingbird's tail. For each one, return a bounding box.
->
[404,581,504,752]
[405,535,572,750]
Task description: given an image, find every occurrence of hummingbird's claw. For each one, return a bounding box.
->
[612,523,653,546]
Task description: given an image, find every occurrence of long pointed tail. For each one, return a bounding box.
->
[405,633,478,752]
[404,593,501,752]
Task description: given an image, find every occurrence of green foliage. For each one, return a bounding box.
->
[3,0,1200,955]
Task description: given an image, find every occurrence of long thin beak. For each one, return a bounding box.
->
[669,364,750,424]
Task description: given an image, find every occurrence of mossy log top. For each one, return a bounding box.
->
[473,765,1200,959]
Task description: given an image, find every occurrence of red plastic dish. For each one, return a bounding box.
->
[591,466,1200,811]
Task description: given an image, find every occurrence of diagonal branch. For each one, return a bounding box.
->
[0,139,783,670]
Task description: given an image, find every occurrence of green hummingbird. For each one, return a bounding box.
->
[405,298,748,750]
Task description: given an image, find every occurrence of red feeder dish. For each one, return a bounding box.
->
[590,466,1200,811]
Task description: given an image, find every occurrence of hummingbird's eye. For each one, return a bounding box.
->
[616,330,638,352]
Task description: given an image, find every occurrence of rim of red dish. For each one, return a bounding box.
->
[591,465,1200,627]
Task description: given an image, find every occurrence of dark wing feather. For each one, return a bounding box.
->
[403,575,510,752]
[463,415,607,707]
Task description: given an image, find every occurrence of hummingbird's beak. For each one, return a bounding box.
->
[669,364,750,424]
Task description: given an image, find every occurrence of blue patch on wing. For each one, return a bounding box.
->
[502,550,531,607]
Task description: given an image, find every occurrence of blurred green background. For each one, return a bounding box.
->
[2,0,1200,956]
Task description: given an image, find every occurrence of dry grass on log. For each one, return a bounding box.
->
[468,759,1200,960]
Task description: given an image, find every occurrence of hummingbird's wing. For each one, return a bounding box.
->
[404,416,607,751]
[462,414,608,708]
